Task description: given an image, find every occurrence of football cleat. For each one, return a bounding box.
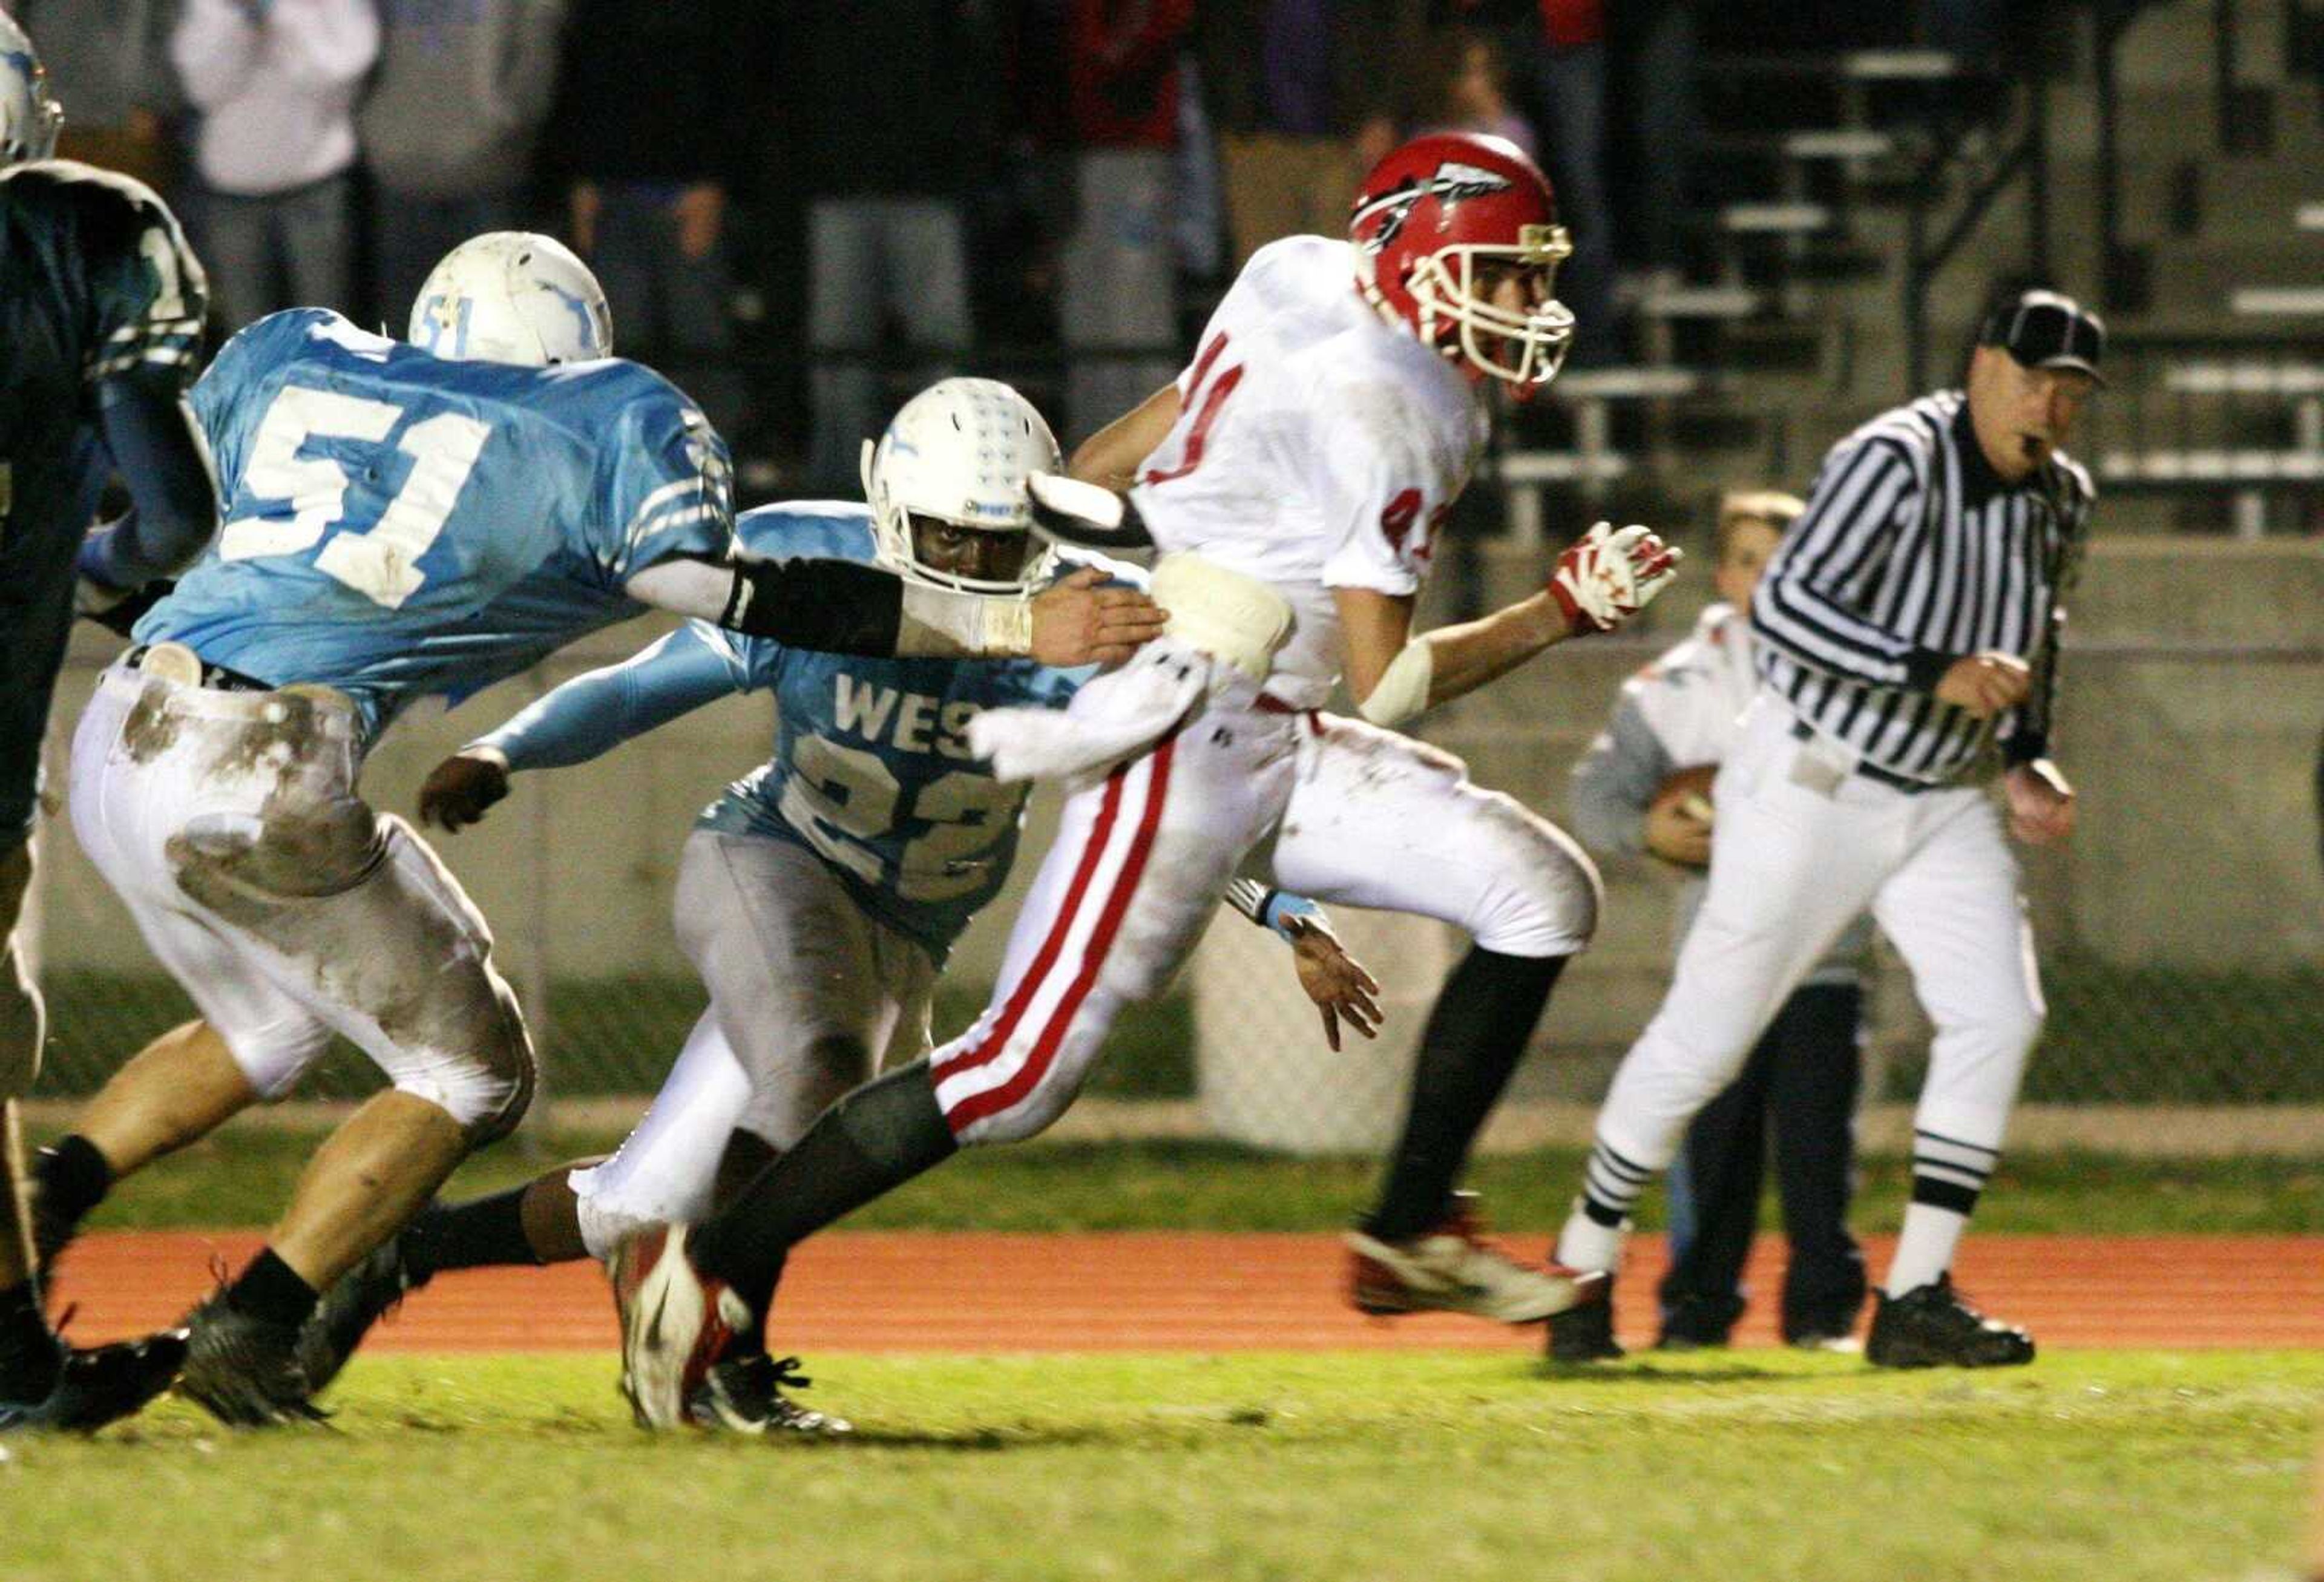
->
[297,1235,432,1396]
[175,1292,326,1427]
[688,1352,851,1437]
[608,1224,753,1431]
[1865,1275,2035,1369]
[1346,1194,1597,1324]
[0,1331,187,1434]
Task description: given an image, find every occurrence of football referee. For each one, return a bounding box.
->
[1546,287,2102,1368]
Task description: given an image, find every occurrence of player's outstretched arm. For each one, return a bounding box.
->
[1334,522,1680,727]
[626,556,1163,667]
[418,625,747,832]
[75,375,222,628]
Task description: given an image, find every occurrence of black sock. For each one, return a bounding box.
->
[34,1135,113,1228]
[401,1188,539,1281]
[691,1060,958,1316]
[1362,948,1569,1243]
[227,1248,320,1328]
[0,1281,62,1400]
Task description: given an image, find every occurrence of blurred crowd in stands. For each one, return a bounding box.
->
[28,0,2029,496]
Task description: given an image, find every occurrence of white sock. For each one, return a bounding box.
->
[1885,1203,1970,1297]
[1554,1204,1624,1273]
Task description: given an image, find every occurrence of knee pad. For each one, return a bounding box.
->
[0,948,42,1100]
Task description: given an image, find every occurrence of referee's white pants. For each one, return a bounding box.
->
[1593,695,2045,1176]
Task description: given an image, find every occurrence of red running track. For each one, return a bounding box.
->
[44,1231,2324,1353]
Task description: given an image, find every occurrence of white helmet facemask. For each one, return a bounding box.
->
[0,11,63,168]
[1407,223,1577,388]
[409,231,612,367]
[859,378,1061,596]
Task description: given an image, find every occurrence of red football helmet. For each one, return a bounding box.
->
[1348,133,1575,389]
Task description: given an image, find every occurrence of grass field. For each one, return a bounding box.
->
[5,1350,2317,1581]
[16,1125,2319,1580]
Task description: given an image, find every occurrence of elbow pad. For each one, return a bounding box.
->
[1356,638,1434,728]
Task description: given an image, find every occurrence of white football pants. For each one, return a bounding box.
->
[69,665,533,1136]
[1591,692,2044,1177]
[933,688,1602,1146]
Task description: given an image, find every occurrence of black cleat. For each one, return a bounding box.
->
[297,1237,431,1396]
[0,1331,188,1434]
[1865,1275,2034,1369]
[1546,1276,1625,1364]
[176,1293,326,1426]
[688,1352,852,1437]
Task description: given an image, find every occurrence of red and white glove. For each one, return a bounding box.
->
[1548,521,1683,635]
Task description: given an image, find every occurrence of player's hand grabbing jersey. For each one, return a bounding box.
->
[139,307,734,739]
[474,504,1126,961]
[0,161,205,594]
[1127,235,1488,708]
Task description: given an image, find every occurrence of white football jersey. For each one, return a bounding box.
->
[1128,236,1487,709]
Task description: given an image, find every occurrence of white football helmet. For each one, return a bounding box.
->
[409,231,611,367]
[860,378,1060,594]
[0,10,63,168]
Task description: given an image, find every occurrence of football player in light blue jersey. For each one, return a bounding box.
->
[38,241,1165,1427]
[289,379,1380,1434]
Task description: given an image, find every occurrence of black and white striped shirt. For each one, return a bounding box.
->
[1750,390,2093,784]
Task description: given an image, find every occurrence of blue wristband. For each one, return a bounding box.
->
[1258,889,1320,942]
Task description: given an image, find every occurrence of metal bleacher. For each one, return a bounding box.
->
[1488,2,2324,551]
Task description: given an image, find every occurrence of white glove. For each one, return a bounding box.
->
[1548,521,1683,635]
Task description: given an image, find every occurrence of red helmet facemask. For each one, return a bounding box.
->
[1348,133,1575,390]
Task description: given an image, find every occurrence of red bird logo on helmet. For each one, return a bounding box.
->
[1348,133,1576,389]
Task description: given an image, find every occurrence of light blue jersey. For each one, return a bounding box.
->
[139,308,734,738]
[476,504,1104,960]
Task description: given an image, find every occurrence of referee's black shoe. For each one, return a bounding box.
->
[1866,1275,2034,1368]
[1546,1278,1625,1364]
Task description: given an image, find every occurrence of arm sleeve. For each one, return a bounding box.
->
[599,394,737,583]
[78,376,220,588]
[2004,609,2063,766]
[625,554,917,655]
[79,179,207,387]
[1568,695,1675,858]
[1750,435,1954,690]
[2005,467,2090,764]
[472,622,751,771]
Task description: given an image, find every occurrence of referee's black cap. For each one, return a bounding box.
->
[1978,289,2107,385]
